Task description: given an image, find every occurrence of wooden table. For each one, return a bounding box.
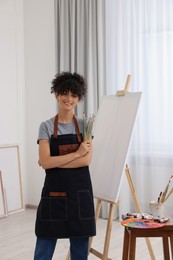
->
[122,219,173,260]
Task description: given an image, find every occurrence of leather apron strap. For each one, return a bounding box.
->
[54,114,82,143]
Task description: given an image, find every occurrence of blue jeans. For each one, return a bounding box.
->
[34,237,89,260]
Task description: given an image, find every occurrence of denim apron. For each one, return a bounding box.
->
[35,114,96,239]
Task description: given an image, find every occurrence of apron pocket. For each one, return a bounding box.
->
[40,197,51,220]
[51,197,68,221]
[40,197,68,221]
[78,190,95,220]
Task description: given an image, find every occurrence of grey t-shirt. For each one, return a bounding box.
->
[38,117,84,143]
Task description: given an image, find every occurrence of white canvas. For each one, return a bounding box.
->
[90,92,142,202]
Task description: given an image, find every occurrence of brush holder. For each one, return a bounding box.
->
[149,201,165,218]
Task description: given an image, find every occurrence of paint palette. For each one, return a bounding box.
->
[121,218,164,229]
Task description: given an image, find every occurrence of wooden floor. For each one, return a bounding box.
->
[0,209,165,259]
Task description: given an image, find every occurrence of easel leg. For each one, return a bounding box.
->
[65,250,70,260]
[145,238,156,260]
[125,165,156,260]
[102,203,116,260]
[89,199,102,254]
[90,199,116,260]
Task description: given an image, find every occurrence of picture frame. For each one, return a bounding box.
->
[0,170,7,218]
[0,144,24,214]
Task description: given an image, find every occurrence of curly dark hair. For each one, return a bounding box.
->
[51,71,87,100]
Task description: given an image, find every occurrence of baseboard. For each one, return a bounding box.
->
[25,204,38,209]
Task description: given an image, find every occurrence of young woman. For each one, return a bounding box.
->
[34,72,96,260]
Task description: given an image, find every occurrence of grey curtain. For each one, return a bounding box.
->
[54,0,106,116]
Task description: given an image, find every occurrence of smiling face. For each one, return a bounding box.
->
[56,91,79,112]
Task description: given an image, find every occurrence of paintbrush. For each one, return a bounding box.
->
[164,187,173,202]
[160,175,173,203]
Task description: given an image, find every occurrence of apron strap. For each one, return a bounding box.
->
[54,114,58,138]
[54,114,82,143]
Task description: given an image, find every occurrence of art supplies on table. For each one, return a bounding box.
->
[147,175,173,220]
[121,218,165,229]
[149,201,165,218]
[122,212,169,223]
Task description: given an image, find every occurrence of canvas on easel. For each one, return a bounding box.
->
[90,91,141,203]
[66,76,155,260]
[88,75,155,260]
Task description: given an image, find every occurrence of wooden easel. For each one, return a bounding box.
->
[88,75,155,260]
[67,75,155,259]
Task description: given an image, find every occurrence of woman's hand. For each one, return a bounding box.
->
[61,139,93,168]
[75,139,92,158]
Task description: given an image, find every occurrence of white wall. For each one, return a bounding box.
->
[0,0,25,145]
[0,0,26,210]
[23,0,56,205]
[0,0,56,207]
